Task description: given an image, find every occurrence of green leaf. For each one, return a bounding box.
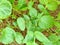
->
[39,15,54,29]
[29,8,37,18]
[16,0,27,11]
[38,4,45,11]
[26,21,32,30]
[39,0,48,5]
[37,13,43,19]
[28,1,34,9]
[26,42,38,45]
[23,15,30,21]
[56,12,60,20]
[20,6,27,11]
[58,35,60,40]
[55,29,60,34]
[48,34,59,42]
[53,41,60,45]
[15,32,24,44]
[17,17,25,31]
[0,27,15,44]
[23,31,34,43]
[0,0,12,19]
[48,34,60,45]
[26,21,36,31]
[54,22,60,28]
[35,31,53,45]
[32,19,38,26]
[12,21,17,27]
[9,0,14,4]
[38,4,49,15]
[46,1,58,11]
[39,0,58,11]
[58,1,60,5]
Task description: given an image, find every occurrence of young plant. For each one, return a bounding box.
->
[17,7,54,45]
[0,0,60,45]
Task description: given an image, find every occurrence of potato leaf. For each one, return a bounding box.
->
[55,29,60,34]
[23,15,30,21]
[26,42,38,45]
[38,4,45,11]
[0,0,12,19]
[48,34,59,42]
[39,0,48,5]
[39,15,54,29]
[0,27,15,44]
[16,0,27,11]
[17,17,25,31]
[48,34,59,45]
[35,31,53,45]
[54,22,60,29]
[9,0,14,4]
[28,1,34,9]
[38,4,49,15]
[15,32,24,44]
[46,1,58,11]
[29,8,37,18]
[56,12,60,20]
[23,31,34,43]
[53,41,60,45]
[37,13,43,19]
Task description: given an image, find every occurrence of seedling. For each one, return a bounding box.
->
[0,0,60,45]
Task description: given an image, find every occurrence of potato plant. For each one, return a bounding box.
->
[0,0,60,45]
